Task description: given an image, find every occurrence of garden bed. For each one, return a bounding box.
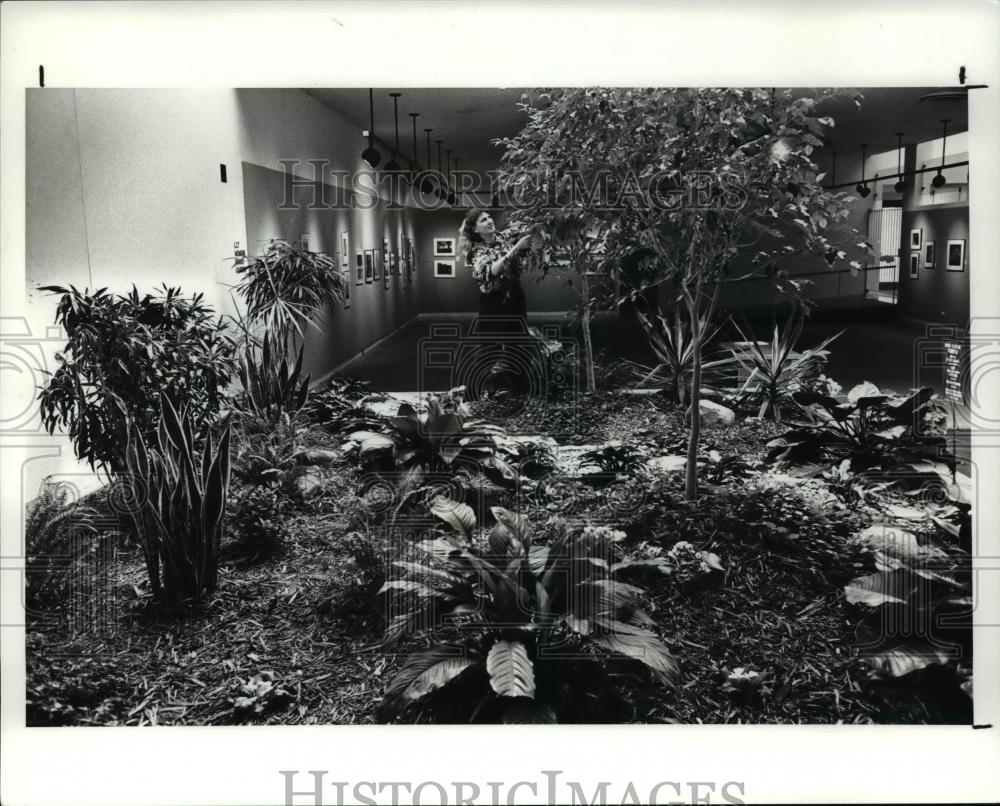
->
[25,389,971,726]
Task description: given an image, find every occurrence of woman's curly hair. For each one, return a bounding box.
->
[458,208,488,263]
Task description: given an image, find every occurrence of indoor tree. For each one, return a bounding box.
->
[499,87,867,500]
[494,93,620,393]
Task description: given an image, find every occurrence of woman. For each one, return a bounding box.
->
[459,208,534,321]
[458,208,535,393]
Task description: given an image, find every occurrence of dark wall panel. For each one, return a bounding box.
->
[898,205,969,325]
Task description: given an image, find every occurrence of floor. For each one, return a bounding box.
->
[344,300,948,397]
[339,299,970,470]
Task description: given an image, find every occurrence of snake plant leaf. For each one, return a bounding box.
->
[486,640,536,698]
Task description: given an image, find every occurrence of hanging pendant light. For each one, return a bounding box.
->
[361,88,382,168]
[384,92,402,173]
[446,151,457,205]
[452,157,461,207]
[419,128,436,194]
[409,112,420,176]
[435,139,445,200]
[855,143,871,198]
[931,119,950,188]
[893,133,906,193]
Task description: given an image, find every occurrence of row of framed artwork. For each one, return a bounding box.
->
[907,228,965,278]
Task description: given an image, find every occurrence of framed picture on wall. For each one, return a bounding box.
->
[946,239,966,271]
[364,250,374,284]
[909,252,919,279]
[909,228,922,250]
[434,238,456,257]
[299,232,311,251]
[389,252,398,276]
[342,270,352,309]
[374,250,383,282]
[434,259,456,279]
[924,241,935,269]
[355,251,364,285]
[342,232,350,268]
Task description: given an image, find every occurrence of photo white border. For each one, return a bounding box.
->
[2,2,999,805]
[434,237,456,257]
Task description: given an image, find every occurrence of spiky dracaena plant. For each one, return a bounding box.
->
[630,305,735,405]
[380,501,678,723]
[125,396,232,602]
[728,308,841,421]
[234,239,346,353]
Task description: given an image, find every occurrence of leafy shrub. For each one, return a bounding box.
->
[578,442,650,480]
[348,398,518,507]
[26,634,128,725]
[232,415,304,486]
[766,385,954,491]
[236,339,310,425]
[234,239,346,350]
[227,483,290,551]
[301,376,382,431]
[380,503,678,723]
[844,523,970,686]
[38,285,237,474]
[25,479,101,608]
[124,396,232,602]
[728,310,841,421]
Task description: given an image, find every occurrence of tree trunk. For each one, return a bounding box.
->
[685,328,702,501]
[580,277,596,393]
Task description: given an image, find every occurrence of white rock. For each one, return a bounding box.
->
[699,399,735,427]
[645,456,688,474]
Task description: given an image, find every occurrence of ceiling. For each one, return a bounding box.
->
[307,86,969,178]
[306,88,529,177]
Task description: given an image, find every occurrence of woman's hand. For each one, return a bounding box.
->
[512,234,533,253]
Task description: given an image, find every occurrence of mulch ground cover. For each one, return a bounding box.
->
[25,391,971,725]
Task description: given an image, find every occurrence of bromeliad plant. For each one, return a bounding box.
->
[728,309,841,421]
[380,502,679,723]
[125,396,232,603]
[38,285,237,474]
[766,384,955,491]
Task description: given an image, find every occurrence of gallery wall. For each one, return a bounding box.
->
[898,204,970,325]
[241,162,421,381]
